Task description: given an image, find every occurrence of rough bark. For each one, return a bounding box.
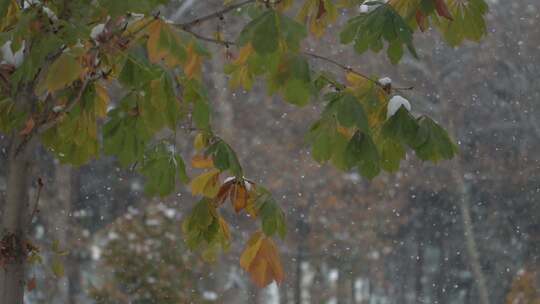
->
[0,136,33,304]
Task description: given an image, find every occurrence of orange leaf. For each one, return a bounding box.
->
[231,182,248,213]
[240,233,284,288]
[147,21,165,64]
[19,117,35,136]
[216,180,234,205]
[27,277,36,292]
[192,155,214,169]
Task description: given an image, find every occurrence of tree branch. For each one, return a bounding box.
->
[176,29,413,92]
[176,0,256,29]
[36,77,92,134]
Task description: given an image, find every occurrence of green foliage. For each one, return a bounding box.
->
[340,2,418,64]
[182,199,230,260]
[139,143,189,197]
[412,116,458,161]
[268,53,314,106]
[345,131,381,179]
[433,0,488,46]
[42,85,107,165]
[205,139,243,177]
[0,98,25,132]
[254,189,287,239]
[0,0,487,290]
[238,10,307,54]
[103,95,152,167]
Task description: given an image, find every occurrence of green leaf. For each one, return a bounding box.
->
[345,131,380,179]
[238,10,307,54]
[433,0,488,46]
[336,93,369,131]
[139,143,188,197]
[193,99,210,130]
[41,86,101,165]
[11,34,64,88]
[259,199,287,239]
[411,116,458,162]
[307,118,336,163]
[118,52,161,88]
[268,54,313,106]
[381,106,419,146]
[0,0,10,19]
[206,140,243,176]
[340,3,417,64]
[379,137,405,172]
[51,258,64,278]
[36,52,83,94]
[0,98,25,133]
[253,12,279,54]
[103,96,151,166]
[182,199,229,252]
[138,74,180,132]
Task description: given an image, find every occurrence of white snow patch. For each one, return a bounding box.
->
[52,105,65,113]
[202,291,218,300]
[91,245,102,260]
[387,95,411,119]
[223,176,236,184]
[1,41,25,67]
[42,6,58,21]
[378,77,392,86]
[90,24,106,40]
[359,4,369,13]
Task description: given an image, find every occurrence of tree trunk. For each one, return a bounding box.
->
[47,164,81,303]
[456,178,490,304]
[0,137,33,304]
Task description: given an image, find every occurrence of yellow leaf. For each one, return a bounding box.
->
[37,53,84,94]
[0,1,19,31]
[94,83,109,118]
[184,43,202,79]
[233,44,254,65]
[147,21,165,64]
[218,217,231,241]
[190,169,220,198]
[245,190,258,217]
[194,132,207,151]
[345,72,368,88]
[192,155,214,169]
[147,20,184,67]
[240,233,284,288]
[240,232,264,270]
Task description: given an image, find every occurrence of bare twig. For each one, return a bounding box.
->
[27,177,44,230]
[176,0,256,29]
